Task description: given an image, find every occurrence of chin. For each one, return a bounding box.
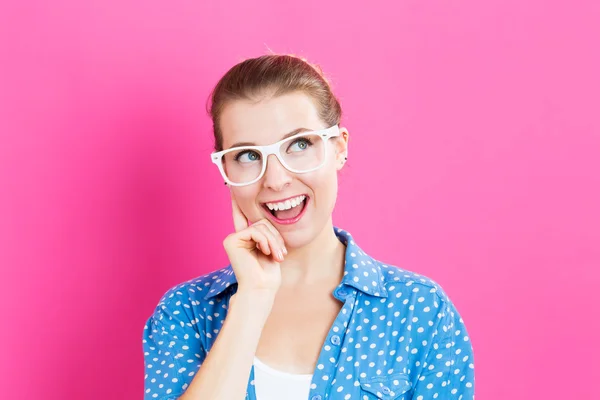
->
[282,218,330,249]
[279,226,312,249]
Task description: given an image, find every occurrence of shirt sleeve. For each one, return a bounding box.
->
[142,290,206,400]
[411,299,475,399]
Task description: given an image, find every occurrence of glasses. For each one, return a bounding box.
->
[210,124,341,186]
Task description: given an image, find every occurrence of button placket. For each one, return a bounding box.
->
[309,291,355,399]
[335,285,353,302]
[330,334,341,346]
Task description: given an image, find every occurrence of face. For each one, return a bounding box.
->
[219,91,349,249]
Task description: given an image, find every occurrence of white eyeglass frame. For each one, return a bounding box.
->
[210,124,341,187]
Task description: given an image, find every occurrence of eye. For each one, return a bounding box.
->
[234,150,261,163]
[288,137,313,152]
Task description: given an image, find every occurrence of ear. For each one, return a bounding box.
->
[335,127,349,171]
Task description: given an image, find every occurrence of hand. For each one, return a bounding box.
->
[222,196,286,297]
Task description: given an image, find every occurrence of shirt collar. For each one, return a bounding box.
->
[204,226,388,300]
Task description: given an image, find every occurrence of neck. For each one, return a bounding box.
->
[278,219,346,286]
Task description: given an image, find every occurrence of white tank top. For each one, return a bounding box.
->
[253,357,313,400]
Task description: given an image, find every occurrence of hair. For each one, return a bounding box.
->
[206,54,343,151]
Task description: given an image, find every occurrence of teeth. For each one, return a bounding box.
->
[266,195,306,211]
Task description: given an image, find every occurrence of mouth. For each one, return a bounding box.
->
[261,195,309,225]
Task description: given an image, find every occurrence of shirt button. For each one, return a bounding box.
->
[381,386,391,395]
[331,335,341,345]
[338,289,348,297]
[311,395,322,400]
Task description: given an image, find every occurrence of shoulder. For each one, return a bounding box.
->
[376,261,450,301]
[374,259,457,314]
[153,265,235,311]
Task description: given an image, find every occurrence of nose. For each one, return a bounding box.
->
[262,154,292,191]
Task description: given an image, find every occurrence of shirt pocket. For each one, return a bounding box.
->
[358,372,412,400]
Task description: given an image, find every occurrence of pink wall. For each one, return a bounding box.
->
[1,1,598,398]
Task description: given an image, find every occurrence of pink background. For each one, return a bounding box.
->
[1,1,599,399]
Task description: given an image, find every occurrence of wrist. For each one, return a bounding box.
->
[231,288,276,315]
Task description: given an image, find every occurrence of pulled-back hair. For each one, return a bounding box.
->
[206,54,343,151]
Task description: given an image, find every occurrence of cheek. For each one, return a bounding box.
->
[304,166,339,203]
[232,187,262,213]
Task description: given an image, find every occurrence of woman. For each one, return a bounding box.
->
[143,54,475,400]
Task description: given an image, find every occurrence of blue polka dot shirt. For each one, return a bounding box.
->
[143,227,475,399]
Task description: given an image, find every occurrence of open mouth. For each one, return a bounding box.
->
[261,195,309,223]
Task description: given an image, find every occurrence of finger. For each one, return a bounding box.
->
[247,229,272,256]
[253,224,285,261]
[231,196,249,232]
[228,223,271,253]
[253,219,287,254]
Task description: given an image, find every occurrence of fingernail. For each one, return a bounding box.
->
[278,250,284,260]
[283,247,288,255]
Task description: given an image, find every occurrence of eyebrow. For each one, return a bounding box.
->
[227,127,311,149]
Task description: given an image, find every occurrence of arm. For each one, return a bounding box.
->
[142,288,205,400]
[178,290,274,400]
[411,300,475,399]
[143,289,274,400]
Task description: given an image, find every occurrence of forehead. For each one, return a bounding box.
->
[220,91,324,148]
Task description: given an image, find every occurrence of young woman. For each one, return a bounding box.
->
[143,54,475,400]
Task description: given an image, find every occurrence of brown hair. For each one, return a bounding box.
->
[206,54,343,151]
